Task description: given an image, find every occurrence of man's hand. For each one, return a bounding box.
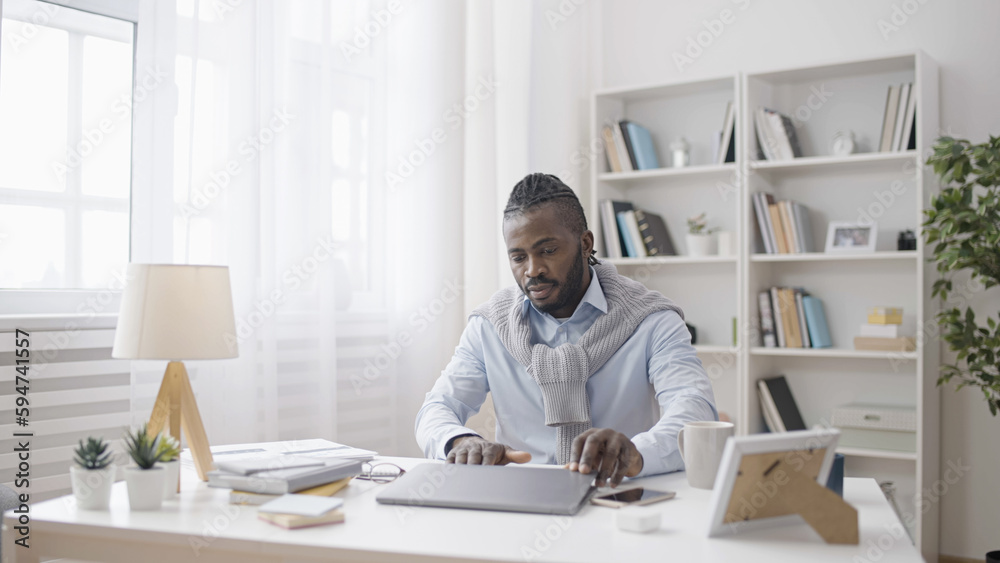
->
[567,428,643,488]
[446,436,532,466]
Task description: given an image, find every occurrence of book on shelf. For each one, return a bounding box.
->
[859,323,900,338]
[599,200,634,258]
[899,87,917,151]
[618,121,640,170]
[853,336,916,352]
[230,476,352,506]
[758,290,777,348]
[616,211,644,258]
[892,83,911,152]
[751,193,815,254]
[754,107,801,161]
[610,122,634,172]
[717,101,736,164]
[802,296,832,348]
[757,375,807,433]
[758,288,832,349]
[634,209,677,256]
[879,84,901,152]
[207,457,365,495]
[602,126,624,173]
[622,121,661,170]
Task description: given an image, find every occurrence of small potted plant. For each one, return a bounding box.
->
[122,424,165,510]
[686,213,718,257]
[156,434,182,500]
[70,437,116,510]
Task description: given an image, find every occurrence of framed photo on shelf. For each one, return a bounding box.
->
[824,221,877,254]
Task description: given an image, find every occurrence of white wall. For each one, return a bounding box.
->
[596,0,1000,558]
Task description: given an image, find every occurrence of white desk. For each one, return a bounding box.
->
[3,456,922,563]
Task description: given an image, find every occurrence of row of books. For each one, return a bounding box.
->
[879,83,917,152]
[758,287,831,348]
[599,200,676,259]
[602,120,660,172]
[751,192,816,254]
[754,107,803,161]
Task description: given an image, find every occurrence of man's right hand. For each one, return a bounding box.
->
[446,436,532,466]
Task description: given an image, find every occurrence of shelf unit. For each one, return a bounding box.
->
[589,52,939,559]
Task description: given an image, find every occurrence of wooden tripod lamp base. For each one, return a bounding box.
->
[146,361,215,481]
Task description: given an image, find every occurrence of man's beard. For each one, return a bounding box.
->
[521,246,585,316]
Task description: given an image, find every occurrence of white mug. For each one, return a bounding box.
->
[677,421,735,489]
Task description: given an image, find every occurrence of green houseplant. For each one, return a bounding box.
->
[923,135,1000,416]
[122,424,166,510]
[156,435,182,499]
[686,212,718,257]
[70,437,116,510]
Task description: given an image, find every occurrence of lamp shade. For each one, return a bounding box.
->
[112,264,238,360]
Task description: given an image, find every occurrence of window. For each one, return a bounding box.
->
[0,0,134,289]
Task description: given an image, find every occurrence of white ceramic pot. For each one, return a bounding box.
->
[70,465,116,510]
[124,466,165,511]
[686,233,717,257]
[161,460,179,500]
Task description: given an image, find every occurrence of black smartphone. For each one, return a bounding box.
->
[590,487,676,508]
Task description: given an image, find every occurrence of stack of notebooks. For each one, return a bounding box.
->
[602,120,660,172]
[754,107,803,161]
[757,375,807,433]
[598,200,676,259]
[209,455,365,501]
[878,83,917,153]
[758,288,831,349]
[751,192,815,254]
[257,494,346,529]
[854,306,915,352]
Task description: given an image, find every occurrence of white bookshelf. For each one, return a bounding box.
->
[590,52,939,559]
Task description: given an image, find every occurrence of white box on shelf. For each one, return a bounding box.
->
[831,403,916,432]
[859,323,901,338]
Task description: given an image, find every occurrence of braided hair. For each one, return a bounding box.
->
[503,173,598,265]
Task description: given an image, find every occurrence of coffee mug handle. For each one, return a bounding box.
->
[677,427,686,462]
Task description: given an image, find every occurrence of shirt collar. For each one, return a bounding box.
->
[521,265,607,318]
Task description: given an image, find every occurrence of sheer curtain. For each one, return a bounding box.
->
[131,0,416,453]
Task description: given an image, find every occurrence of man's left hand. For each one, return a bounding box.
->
[567,428,643,488]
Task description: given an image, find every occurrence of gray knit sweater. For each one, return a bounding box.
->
[470,262,683,463]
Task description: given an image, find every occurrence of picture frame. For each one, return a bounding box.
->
[706,429,842,539]
[824,221,877,253]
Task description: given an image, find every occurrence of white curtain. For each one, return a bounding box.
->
[129,0,596,456]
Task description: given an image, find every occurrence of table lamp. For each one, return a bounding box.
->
[112,264,238,481]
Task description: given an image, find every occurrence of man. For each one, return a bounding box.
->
[415,173,717,488]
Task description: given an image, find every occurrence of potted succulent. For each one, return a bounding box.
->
[70,437,116,510]
[923,136,1000,416]
[157,435,182,500]
[122,424,165,510]
[686,213,718,257]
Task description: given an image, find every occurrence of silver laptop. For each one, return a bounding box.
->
[375,463,596,515]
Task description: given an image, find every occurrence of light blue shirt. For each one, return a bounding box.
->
[414,266,718,477]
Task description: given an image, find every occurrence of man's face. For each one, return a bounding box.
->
[503,204,594,319]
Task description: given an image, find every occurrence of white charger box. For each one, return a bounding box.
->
[615,506,661,533]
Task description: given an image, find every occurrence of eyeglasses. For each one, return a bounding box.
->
[355,462,406,484]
